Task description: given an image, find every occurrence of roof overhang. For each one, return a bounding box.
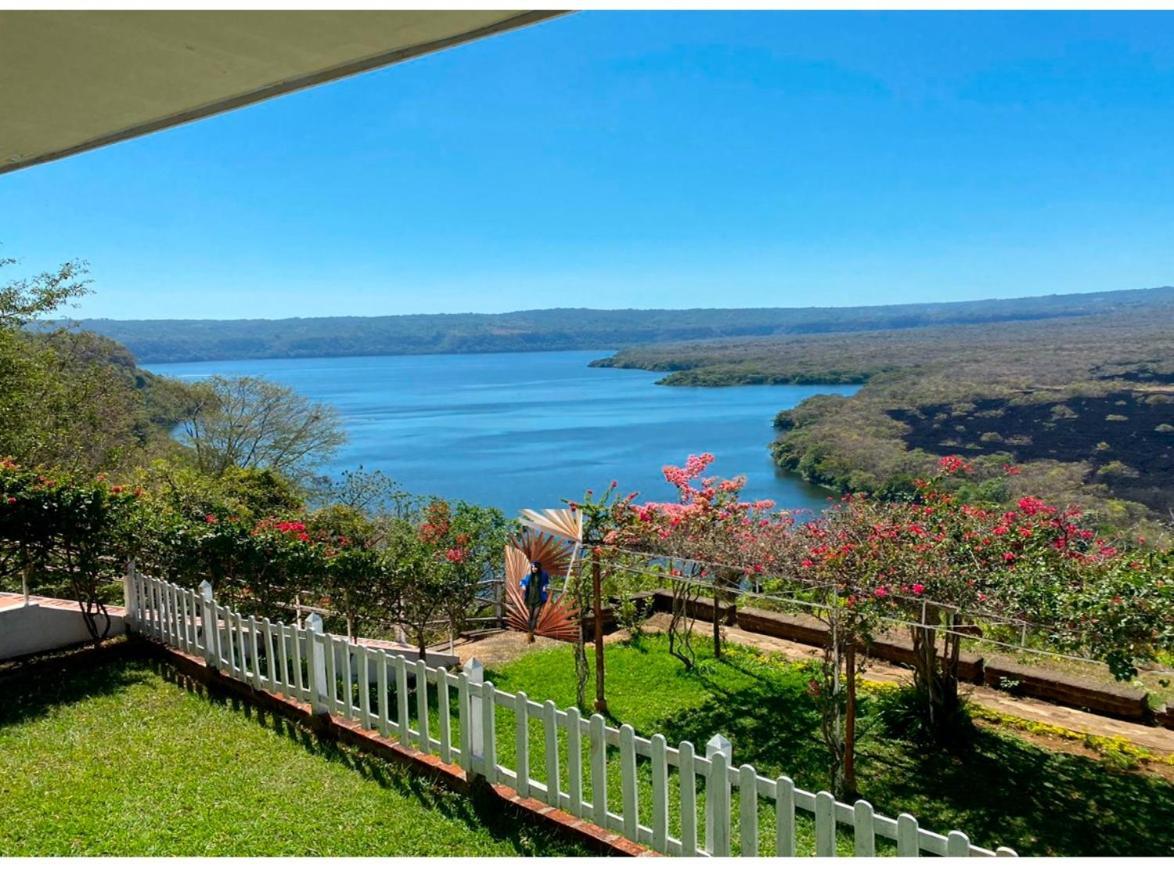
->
[0,10,563,175]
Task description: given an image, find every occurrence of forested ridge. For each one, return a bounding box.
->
[595,300,1174,534]
[66,286,1172,363]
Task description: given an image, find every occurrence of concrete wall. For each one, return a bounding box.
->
[0,602,126,661]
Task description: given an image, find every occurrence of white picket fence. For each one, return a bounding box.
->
[123,568,1016,858]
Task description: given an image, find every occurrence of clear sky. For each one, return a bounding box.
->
[3,10,1174,321]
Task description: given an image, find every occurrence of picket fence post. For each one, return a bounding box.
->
[705,734,733,856]
[679,740,698,856]
[464,658,485,771]
[123,561,138,628]
[481,678,497,783]
[306,613,330,717]
[199,581,216,669]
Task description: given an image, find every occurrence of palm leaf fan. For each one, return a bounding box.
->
[504,529,580,641]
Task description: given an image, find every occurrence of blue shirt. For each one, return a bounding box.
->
[521,571,550,605]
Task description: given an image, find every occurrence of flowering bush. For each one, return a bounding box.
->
[386,498,508,653]
[0,460,140,641]
[592,453,1172,758]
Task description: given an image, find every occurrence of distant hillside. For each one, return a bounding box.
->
[596,300,1174,532]
[62,286,1173,363]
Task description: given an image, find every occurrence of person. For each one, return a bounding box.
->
[520,560,550,642]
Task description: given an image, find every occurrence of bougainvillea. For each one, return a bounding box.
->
[591,452,1172,762]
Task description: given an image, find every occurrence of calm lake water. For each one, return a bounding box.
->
[147,351,858,518]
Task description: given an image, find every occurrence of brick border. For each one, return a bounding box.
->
[128,636,654,857]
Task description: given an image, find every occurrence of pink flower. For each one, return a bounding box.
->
[910,583,925,596]
[938,455,971,475]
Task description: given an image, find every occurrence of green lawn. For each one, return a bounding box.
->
[489,634,1174,857]
[0,653,587,857]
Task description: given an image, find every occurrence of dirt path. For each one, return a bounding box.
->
[449,630,563,670]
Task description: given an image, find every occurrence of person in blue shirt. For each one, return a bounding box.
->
[520,560,550,642]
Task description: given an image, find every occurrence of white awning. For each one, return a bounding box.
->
[0,10,562,175]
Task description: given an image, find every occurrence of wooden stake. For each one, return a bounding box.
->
[592,547,607,714]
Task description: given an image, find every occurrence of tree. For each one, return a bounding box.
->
[607,455,787,668]
[0,460,137,642]
[1,257,185,476]
[381,498,507,655]
[178,375,345,484]
[309,467,413,518]
[0,256,89,331]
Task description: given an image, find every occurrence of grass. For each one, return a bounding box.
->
[489,634,1174,857]
[0,653,588,857]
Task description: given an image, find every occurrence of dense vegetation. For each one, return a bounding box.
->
[65,286,1172,363]
[580,452,1172,794]
[2,256,510,649]
[595,301,1174,534]
[1,259,189,475]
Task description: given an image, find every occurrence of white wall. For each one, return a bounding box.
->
[0,602,126,661]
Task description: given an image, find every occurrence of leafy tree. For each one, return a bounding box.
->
[382,498,507,655]
[309,467,413,518]
[177,375,345,485]
[0,460,138,641]
[0,256,89,330]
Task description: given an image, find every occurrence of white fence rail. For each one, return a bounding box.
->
[124,568,1016,858]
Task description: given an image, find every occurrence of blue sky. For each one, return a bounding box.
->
[3,11,1174,320]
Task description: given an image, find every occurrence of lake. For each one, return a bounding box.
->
[147,351,858,518]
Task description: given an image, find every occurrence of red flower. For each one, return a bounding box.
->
[205,514,218,524]
[938,455,972,475]
[1017,496,1054,516]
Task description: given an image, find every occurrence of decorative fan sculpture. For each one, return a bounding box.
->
[504,508,583,642]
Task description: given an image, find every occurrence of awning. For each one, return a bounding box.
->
[0,10,562,175]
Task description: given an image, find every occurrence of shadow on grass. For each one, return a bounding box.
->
[861,725,1174,857]
[653,656,831,788]
[144,657,585,857]
[0,646,153,729]
[645,653,1173,856]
